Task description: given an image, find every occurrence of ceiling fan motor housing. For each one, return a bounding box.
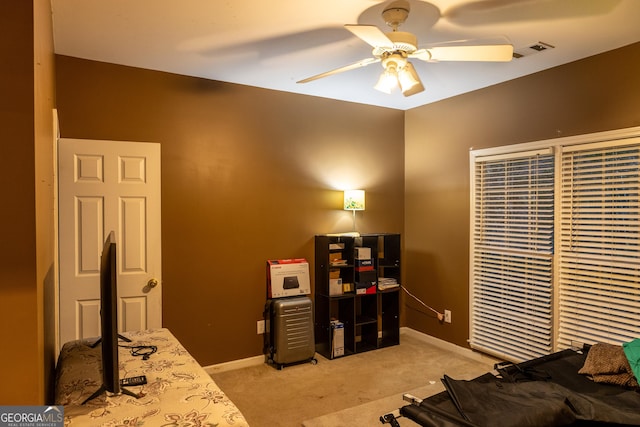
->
[373,31,417,57]
[381,53,408,71]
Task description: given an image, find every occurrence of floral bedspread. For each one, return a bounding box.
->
[55,328,249,426]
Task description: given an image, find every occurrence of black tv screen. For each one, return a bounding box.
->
[100,230,120,395]
[83,231,135,403]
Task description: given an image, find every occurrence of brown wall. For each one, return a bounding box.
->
[0,0,56,404]
[404,42,640,347]
[34,0,57,403]
[54,56,405,365]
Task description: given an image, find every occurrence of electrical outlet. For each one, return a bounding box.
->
[257,320,265,334]
[444,310,452,324]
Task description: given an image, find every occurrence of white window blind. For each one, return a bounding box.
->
[470,151,555,362]
[558,140,640,348]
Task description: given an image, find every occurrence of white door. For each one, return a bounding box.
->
[58,138,162,346]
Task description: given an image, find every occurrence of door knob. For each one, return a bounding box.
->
[147,278,159,288]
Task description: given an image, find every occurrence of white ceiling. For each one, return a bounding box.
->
[51,0,640,111]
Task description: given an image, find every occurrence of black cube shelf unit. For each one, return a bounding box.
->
[314,233,401,359]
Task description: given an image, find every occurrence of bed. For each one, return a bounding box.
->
[382,341,640,427]
[55,328,249,426]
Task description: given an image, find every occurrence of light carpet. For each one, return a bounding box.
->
[210,329,497,427]
[301,382,445,427]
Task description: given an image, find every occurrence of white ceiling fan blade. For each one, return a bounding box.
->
[411,44,514,62]
[410,49,432,61]
[344,24,393,49]
[297,57,380,84]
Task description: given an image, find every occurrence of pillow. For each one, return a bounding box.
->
[578,342,638,388]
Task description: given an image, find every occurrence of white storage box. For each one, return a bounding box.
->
[355,247,372,260]
[330,278,343,296]
[331,320,345,358]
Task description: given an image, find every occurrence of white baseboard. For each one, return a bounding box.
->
[400,327,499,365]
[203,354,265,375]
[203,328,498,375]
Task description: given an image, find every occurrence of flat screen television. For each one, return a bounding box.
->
[83,231,137,403]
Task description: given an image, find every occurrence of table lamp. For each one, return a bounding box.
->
[344,190,365,234]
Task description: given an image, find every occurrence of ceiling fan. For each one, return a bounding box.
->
[297,0,514,97]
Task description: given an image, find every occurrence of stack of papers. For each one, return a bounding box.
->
[378,277,400,290]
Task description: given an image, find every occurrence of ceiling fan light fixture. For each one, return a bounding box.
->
[401,79,424,97]
[398,61,424,96]
[398,62,419,91]
[374,54,424,96]
[374,65,398,94]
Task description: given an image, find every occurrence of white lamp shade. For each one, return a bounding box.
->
[374,68,398,94]
[344,190,365,211]
[399,62,425,96]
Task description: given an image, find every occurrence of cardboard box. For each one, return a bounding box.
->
[331,321,345,357]
[355,285,377,295]
[355,259,374,271]
[356,269,377,285]
[356,283,377,295]
[356,268,377,294]
[355,247,371,260]
[329,269,340,279]
[329,252,346,266]
[330,278,343,296]
[267,258,311,298]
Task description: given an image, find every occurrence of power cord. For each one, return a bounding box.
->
[121,344,158,360]
[400,284,445,322]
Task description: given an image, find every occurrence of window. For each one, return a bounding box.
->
[558,140,640,348]
[470,149,554,361]
[470,128,640,362]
